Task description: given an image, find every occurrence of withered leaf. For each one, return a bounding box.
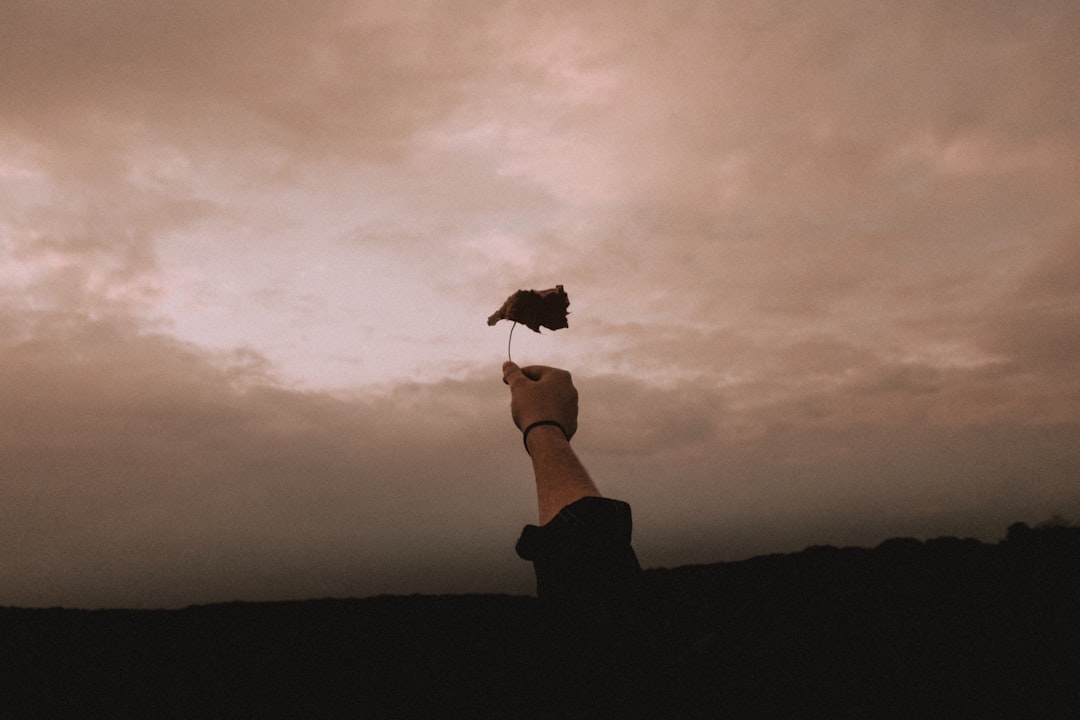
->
[487,285,570,333]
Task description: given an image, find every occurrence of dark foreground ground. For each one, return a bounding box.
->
[3,522,1078,719]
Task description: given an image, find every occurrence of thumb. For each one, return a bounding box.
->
[502,360,524,386]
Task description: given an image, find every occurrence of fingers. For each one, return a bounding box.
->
[503,361,553,385]
[501,362,578,438]
[520,365,544,381]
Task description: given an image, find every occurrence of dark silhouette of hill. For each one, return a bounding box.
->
[3,522,1078,719]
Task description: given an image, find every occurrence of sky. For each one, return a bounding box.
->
[2,0,1078,609]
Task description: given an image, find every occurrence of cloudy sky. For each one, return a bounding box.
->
[2,1,1078,609]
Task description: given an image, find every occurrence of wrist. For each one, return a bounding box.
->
[522,420,570,454]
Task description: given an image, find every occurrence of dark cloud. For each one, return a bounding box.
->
[990,227,1080,377]
[575,355,1080,571]
[0,314,534,607]
[0,1,498,178]
[2,306,1077,608]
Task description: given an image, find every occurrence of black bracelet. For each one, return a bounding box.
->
[522,420,569,454]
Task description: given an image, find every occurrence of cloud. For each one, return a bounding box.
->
[575,355,1080,570]
[1,1,1078,607]
[986,227,1080,379]
[0,2,498,170]
[2,299,1078,609]
[0,313,533,607]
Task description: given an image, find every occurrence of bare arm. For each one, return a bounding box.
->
[502,362,601,525]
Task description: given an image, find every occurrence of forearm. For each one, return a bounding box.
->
[526,424,601,525]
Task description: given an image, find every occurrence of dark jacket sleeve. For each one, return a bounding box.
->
[516,496,641,609]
